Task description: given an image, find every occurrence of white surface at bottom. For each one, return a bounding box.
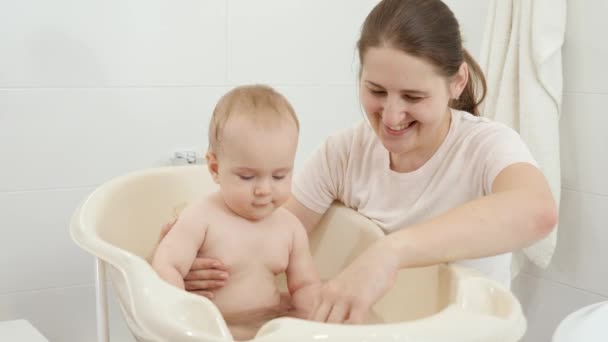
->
[0,319,49,341]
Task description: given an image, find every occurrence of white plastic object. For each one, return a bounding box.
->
[552,301,608,341]
[71,165,526,342]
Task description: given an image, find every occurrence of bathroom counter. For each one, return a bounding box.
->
[0,319,49,341]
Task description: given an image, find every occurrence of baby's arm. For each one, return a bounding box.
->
[285,215,321,315]
[152,206,208,290]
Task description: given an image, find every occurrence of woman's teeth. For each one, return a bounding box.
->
[388,122,414,131]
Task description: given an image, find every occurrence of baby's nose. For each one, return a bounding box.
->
[254,180,271,196]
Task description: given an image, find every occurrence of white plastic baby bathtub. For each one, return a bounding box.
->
[71,165,526,342]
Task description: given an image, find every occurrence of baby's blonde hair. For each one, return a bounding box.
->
[208,85,299,153]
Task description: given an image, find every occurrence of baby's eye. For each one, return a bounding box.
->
[273,175,286,180]
[239,175,254,180]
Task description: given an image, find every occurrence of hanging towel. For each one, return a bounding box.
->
[479,0,567,273]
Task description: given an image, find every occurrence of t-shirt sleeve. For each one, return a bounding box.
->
[292,130,350,214]
[480,124,539,194]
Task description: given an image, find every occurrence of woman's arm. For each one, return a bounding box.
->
[387,162,557,269]
[286,163,557,269]
[310,162,558,323]
[283,196,324,233]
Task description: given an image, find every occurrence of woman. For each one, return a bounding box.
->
[165,0,557,325]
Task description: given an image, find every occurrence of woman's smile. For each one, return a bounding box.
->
[382,120,418,137]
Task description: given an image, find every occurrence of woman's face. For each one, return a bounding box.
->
[359,47,461,169]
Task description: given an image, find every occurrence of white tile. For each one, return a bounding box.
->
[0,87,228,191]
[442,0,491,60]
[0,285,135,342]
[560,92,608,195]
[0,0,226,87]
[273,85,362,169]
[524,189,608,297]
[0,188,96,293]
[562,1,608,93]
[0,85,357,191]
[228,0,379,85]
[512,273,607,342]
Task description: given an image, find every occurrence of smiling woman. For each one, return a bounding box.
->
[359,47,460,173]
[169,0,557,327]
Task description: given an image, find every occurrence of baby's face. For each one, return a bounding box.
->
[213,115,298,221]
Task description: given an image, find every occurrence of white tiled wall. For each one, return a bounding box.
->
[1,1,604,341]
[227,0,378,85]
[0,1,228,87]
[512,273,607,342]
[0,285,137,342]
[560,93,608,195]
[561,1,608,94]
[511,1,608,341]
[0,188,95,294]
[0,1,382,341]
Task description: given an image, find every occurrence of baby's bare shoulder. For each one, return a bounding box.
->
[177,193,220,224]
[273,207,306,233]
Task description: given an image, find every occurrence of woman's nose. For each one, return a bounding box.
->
[382,96,407,126]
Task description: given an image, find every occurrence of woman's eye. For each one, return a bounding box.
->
[404,95,423,101]
[239,175,254,180]
[273,175,286,180]
[369,89,386,96]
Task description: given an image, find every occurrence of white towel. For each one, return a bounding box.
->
[479,0,566,273]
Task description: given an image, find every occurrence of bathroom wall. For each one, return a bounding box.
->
[0,1,372,340]
[510,1,608,341]
[0,1,604,341]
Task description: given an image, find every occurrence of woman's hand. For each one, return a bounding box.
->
[310,238,400,324]
[182,257,229,298]
[157,219,230,299]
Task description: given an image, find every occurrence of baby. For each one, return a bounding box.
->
[152,85,320,341]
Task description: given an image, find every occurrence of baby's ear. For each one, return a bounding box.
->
[206,151,220,183]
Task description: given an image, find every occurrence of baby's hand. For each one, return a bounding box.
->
[184,257,230,299]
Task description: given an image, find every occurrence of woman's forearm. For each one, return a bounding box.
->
[387,186,557,269]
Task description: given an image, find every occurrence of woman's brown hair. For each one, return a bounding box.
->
[357,0,487,115]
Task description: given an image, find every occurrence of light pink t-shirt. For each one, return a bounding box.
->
[293,109,538,286]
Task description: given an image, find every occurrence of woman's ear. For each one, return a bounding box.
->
[206,151,220,183]
[451,62,469,99]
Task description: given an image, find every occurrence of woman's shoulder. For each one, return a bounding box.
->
[453,109,501,128]
[451,109,522,143]
[449,110,534,167]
